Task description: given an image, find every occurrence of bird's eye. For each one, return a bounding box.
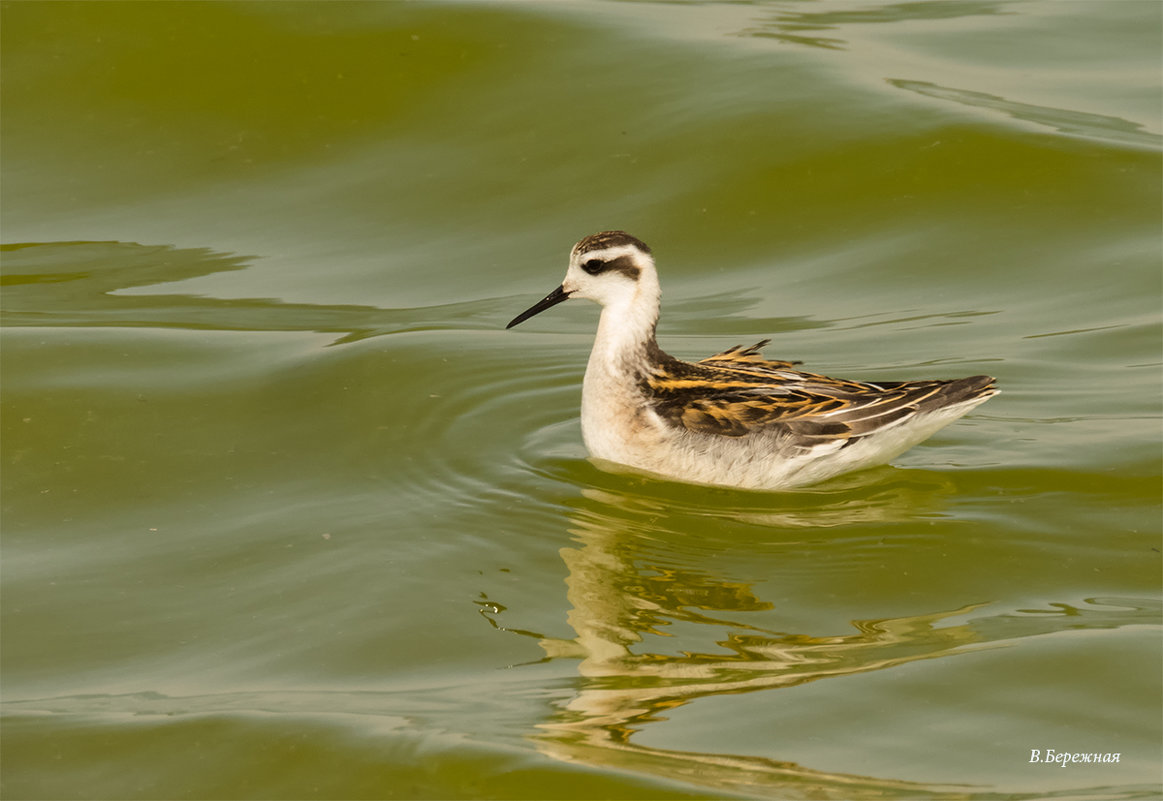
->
[582,259,604,275]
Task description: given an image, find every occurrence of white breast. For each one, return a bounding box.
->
[579,352,664,467]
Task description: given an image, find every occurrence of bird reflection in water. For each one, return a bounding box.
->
[517,481,979,799]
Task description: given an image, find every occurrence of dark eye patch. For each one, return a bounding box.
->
[580,255,640,279]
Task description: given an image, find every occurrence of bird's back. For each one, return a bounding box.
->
[630,341,997,487]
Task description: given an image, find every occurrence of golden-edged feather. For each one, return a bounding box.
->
[644,340,996,449]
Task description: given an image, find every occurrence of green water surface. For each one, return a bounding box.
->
[2,2,1161,799]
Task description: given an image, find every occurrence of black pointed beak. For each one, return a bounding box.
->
[506,284,572,329]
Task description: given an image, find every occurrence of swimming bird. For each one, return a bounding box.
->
[507,231,997,490]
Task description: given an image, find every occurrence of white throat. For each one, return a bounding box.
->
[587,271,661,371]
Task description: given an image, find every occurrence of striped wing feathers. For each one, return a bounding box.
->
[647,341,983,446]
[697,339,803,374]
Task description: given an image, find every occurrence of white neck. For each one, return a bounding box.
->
[576,252,664,464]
[588,272,662,375]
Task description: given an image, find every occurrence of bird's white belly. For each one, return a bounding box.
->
[580,413,869,491]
